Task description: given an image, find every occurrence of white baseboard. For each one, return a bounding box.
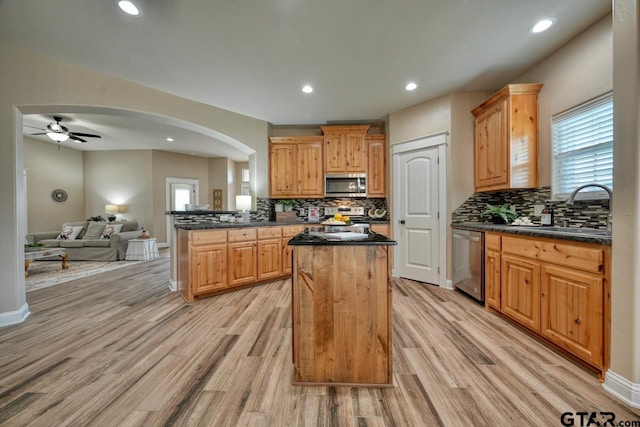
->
[603,370,640,409]
[441,279,454,290]
[168,279,177,292]
[0,303,30,328]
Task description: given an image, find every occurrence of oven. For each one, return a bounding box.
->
[452,229,485,303]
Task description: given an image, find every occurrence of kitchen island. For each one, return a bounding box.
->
[288,229,397,387]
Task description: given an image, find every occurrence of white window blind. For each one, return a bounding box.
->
[552,92,613,199]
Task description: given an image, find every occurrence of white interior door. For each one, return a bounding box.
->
[170,183,196,211]
[395,146,440,284]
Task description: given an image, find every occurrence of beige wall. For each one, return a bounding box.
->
[83,150,153,232]
[514,14,613,186]
[24,137,85,232]
[209,158,230,210]
[0,42,269,316]
[610,0,640,391]
[151,150,211,243]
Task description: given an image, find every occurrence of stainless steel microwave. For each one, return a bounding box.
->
[325,173,367,198]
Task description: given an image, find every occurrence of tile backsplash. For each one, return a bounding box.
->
[452,186,610,229]
[257,197,389,221]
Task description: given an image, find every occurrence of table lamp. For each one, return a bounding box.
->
[105,204,119,222]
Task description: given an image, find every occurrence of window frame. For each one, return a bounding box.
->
[551,91,613,202]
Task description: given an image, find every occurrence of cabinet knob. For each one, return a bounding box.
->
[400,220,406,224]
[575,318,581,324]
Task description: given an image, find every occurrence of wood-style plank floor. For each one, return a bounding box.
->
[1,255,638,426]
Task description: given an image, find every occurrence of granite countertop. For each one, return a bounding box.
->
[288,228,397,246]
[175,219,390,230]
[452,222,611,245]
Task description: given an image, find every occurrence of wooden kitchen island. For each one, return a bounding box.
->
[288,229,396,387]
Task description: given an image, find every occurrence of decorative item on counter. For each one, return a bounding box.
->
[368,208,387,219]
[280,199,296,211]
[138,229,151,239]
[511,217,536,226]
[541,201,554,226]
[308,206,321,222]
[481,203,518,224]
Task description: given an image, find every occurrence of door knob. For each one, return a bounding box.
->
[400,220,406,224]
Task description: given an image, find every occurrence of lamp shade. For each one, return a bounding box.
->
[236,195,252,211]
[47,132,70,142]
[105,204,119,214]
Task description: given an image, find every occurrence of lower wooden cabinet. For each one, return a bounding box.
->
[483,231,609,379]
[540,264,604,367]
[191,244,227,295]
[501,254,540,330]
[178,225,306,301]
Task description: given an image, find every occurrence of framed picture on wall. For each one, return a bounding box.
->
[212,189,223,210]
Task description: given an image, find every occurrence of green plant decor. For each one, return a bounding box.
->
[279,200,296,206]
[481,203,517,224]
[87,215,106,222]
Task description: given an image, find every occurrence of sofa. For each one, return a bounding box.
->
[25,221,143,261]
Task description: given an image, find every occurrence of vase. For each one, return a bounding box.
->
[492,216,506,224]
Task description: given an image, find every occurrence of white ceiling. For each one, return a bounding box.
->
[0,0,611,159]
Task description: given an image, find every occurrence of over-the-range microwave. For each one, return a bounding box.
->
[325,173,367,198]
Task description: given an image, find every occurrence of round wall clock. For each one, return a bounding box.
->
[51,189,68,202]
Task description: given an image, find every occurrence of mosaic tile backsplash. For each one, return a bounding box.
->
[452,186,611,229]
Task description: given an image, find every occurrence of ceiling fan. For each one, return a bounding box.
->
[30,116,102,143]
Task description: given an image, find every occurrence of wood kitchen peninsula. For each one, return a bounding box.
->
[288,229,397,386]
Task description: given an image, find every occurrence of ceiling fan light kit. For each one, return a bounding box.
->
[30,116,102,145]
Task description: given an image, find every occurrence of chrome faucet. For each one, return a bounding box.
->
[566,183,613,230]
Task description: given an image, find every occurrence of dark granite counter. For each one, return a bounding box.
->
[452,222,611,245]
[288,228,397,246]
[175,220,310,230]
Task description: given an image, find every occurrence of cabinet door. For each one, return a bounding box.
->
[345,132,367,172]
[367,136,385,197]
[501,254,540,330]
[474,98,509,190]
[296,142,324,196]
[270,143,296,197]
[541,264,603,366]
[370,224,390,237]
[324,133,345,172]
[282,225,304,275]
[191,244,227,295]
[485,249,501,310]
[258,238,282,280]
[228,242,257,287]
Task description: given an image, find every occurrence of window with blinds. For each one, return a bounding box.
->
[552,92,613,200]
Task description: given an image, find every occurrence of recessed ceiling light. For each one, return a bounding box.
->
[118,1,140,16]
[302,85,313,94]
[405,82,417,91]
[166,137,174,142]
[531,18,556,34]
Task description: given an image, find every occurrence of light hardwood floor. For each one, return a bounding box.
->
[1,256,638,426]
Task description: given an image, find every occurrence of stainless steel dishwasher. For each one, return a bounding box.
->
[452,229,485,303]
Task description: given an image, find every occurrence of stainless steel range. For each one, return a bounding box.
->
[323,206,367,223]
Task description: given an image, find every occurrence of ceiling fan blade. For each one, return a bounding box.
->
[30,132,47,136]
[69,135,87,143]
[69,132,101,138]
[24,124,46,131]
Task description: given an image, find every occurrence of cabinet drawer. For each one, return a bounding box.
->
[258,227,282,240]
[227,228,257,243]
[190,230,227,246]
[282,225,305,238]
[502,236,604,274]
[485,233,501,251]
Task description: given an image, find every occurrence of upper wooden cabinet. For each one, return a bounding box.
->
[366,134,386,197]
[321,125,369,173]
[269,136,324,198]
[472,83,542,192]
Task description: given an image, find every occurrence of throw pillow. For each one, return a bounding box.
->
[100,224,123,239]
[56,225,84,241]
[82,222,107,240]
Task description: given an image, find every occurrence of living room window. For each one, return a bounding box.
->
[552,92,613,200]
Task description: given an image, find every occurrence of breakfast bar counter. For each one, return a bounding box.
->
[288,229,396,387]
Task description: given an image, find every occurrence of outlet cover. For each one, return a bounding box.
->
[533,204,544,215]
